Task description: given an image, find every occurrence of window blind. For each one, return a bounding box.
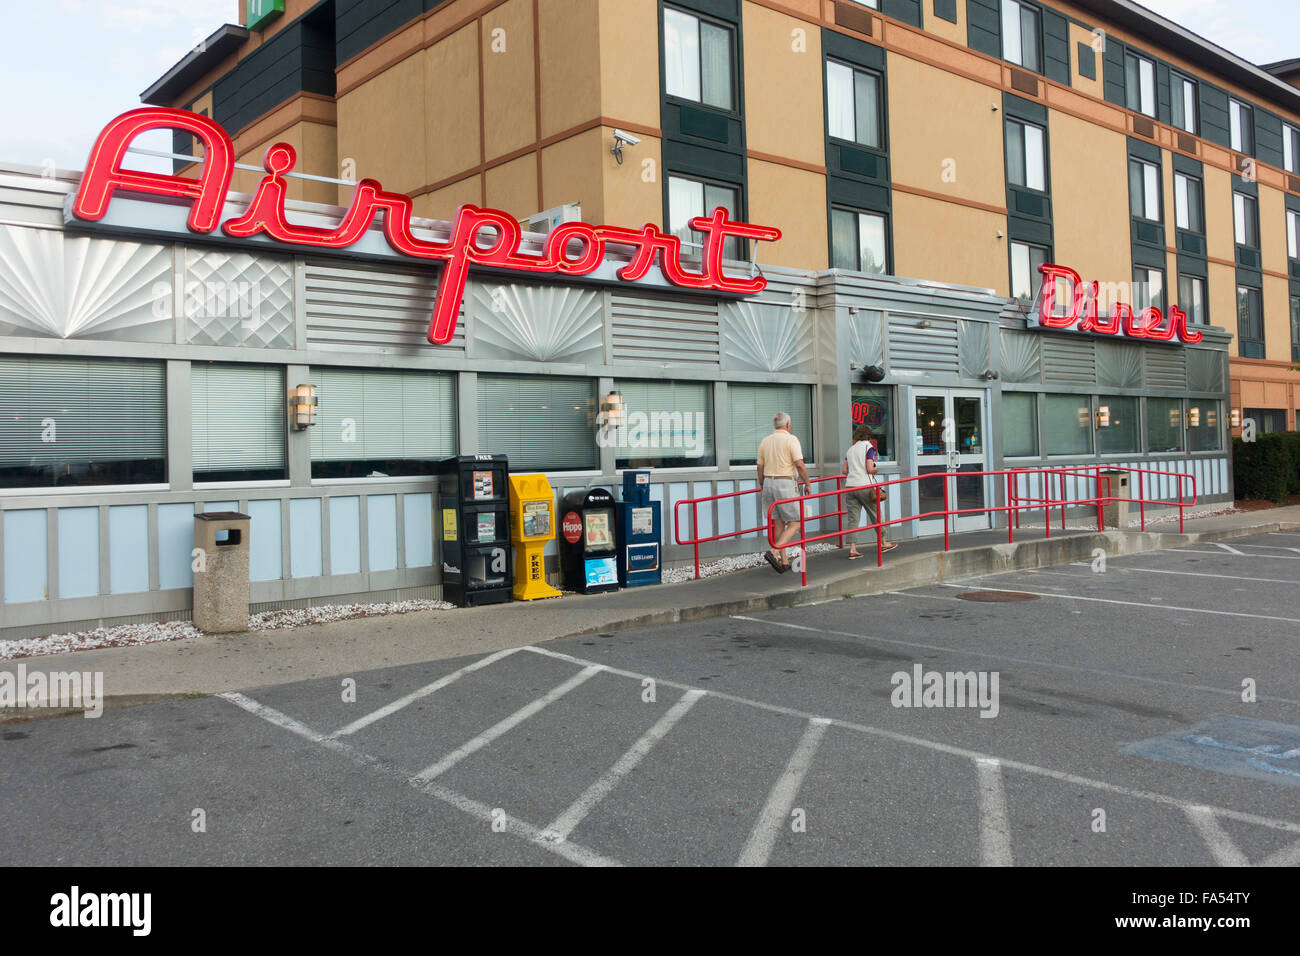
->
[477,375,596,470]
[1002,392,1037,457]
[728,384,811,464]
[616,379,714,462]
[192,363,285,474]
[311,367,455,463]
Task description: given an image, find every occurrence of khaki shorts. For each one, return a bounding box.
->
[761,477,800,523]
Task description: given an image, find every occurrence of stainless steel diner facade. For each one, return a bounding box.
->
[0,162,1231,638]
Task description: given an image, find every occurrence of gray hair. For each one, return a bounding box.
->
[773,411,791,429]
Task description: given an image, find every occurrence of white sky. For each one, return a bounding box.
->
[0,0,1295,173]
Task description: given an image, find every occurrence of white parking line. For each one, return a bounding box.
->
[411,665,603,783]
[1215,543,1245,555]
[1065,565,1298,585]
[1184,806,1249,867]
[976,758,1014,867]
[738,718,831,867]
[938,583,1300,625]
[539,688,706,845]
[1173,549,1300,560]
[1230,542,1300,553]
[330,647,521,738]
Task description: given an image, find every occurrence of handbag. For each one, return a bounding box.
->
[858,443,887,501]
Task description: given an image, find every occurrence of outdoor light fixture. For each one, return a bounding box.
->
[1095,405,1110,429]
[1230,408,1241,427]
[1188,406,1201,428]
[1207,408,1217,427]
[850,362,886,382]
[601,390,625,428]
[1078,407,1090,428]
[1169,407,1182,428]
[290,383,317,429]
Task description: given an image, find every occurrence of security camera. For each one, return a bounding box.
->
[612,129,641,147]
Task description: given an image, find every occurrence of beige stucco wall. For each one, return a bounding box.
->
[742,3,824,166]
[485,154,540,221]
[539,0,602,138]
[424,24,482,188]
[746,160,827,269]
[892,192,1007,294]
[1048,110,1131,288]
[598,0,661,127]
[481,0,537,161]
[1262,275,1291,363]
[336,54,428,197]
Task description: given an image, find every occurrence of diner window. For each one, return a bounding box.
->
[1229,99,1253,154]
[1044,394,1092,456]
[1170,72,1197,133]
[668,175,742,260]
[1287,209,1298,261]
[1236,285,1264,358]
[0,356,166,489]
[1146,397,1184,453]
[826,60,882,149]
[1129,158,1160,221]
[192,363,285,483]
[1002,392,1038,458]
[663,7,735,111]
[830,208,888,274]
[1095,396,1138,455]
[731,383,814,465]
[1124,52,1156,117]
[311,368,456,479]
[1132,267,1164,312]
[1000,0,1041,72]
[1186,400,1221,452]
[1178,274,1207,326]
[1284,123,1299,174]
[849,384,894,461]
[477,374,596,471]
[1005,118,1046,191]
[614,379,715,469]
[1174,172,1203,233]
[1233,193,1258,248]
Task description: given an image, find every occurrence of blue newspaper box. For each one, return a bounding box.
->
[616,471,661,587]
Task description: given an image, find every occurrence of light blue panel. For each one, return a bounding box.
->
[3,509,47,603]
[715,481,735,536]
[649,483,665,546]
[1218,459,1227,497]
[367,495,398,571]
[247,499,282,582]
[290,498,323,579]
[158,503,196,590]
[57,508,99,599]
[329,497,361,576]
[404,493,433,568]
[692,482,713,540]
[739,479,759,538]
[204,500,238,513]
[108,504,149,594]
[667,482,690,547]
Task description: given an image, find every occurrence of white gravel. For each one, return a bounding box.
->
[663,542,842,583]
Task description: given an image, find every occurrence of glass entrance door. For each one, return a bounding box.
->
[912,389,989,536]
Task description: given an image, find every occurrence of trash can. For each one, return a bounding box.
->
[1098,470,1130,530]
[193,512,251,633]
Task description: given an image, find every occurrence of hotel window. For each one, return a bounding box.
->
[477,375,596,471]
[663,7,735,111]
[1132,267,1164,311]
[1096,396,1139,455]
[1005,119,1046,191]
[1178,274,1207,325]
[1236,285,1264,358]
[0,356,166,489]
[310,368,456,479]
[731,383,814,465]
[1284,123,1299,174]
[1124,52,1156,117]
[1170,72,1198,133]
[192,363,286,483]
[1229,99,1253,154]
[830,208,889,274]
[668,175,742,260]
[1244,408,1287,434]
[1128,158,1160,221]
[1000,0,1041,73]
[1233,192,1258,248]
[1146,397,1184,454]
[1174,172,1202,232]
[1291,295,1300,362]
[1287,209,1299,260]
[615,379,715,469]
[1002,392,1038,458]
[826,60,882,149]
[1010,241,1050,304]
[1186,400,1222,452]
[1044,394,1092,456]
[846,0,878,7]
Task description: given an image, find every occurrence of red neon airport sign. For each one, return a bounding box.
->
[71,108,782,345]
[1029,263,1202,344]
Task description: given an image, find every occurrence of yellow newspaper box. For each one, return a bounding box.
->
[508,474,562,600]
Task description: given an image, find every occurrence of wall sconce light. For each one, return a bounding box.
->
[1230,408,1241,428]
[1207,408,1217,428]
[850,362,886,382]
[1095,405,1110,429]
[290,383,317,429]
[1188,406,1201,428]
[601,390,625,428]
[1169,407,1182,428]
[1077,407,1090,428]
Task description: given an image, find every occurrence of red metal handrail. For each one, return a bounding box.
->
[1008,464,1197,534]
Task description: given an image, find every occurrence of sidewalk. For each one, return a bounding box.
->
[5,505,1299,708]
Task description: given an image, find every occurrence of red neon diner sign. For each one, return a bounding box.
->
[1029,263,1202,344]
[71,108,782,345]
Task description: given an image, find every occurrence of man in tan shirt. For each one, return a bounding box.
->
[756,411,811,573]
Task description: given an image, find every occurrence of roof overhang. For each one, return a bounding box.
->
[140,24,249,106]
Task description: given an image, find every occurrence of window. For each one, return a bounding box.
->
[1010,241,1050,303]
[192,363,286,483]
[0,356,165,489]
[830,208,888,274]
[1236,285,1264,358]
[1244,408,1288,434]
[732,384,814,465]
[1001,0,1041,72]
[614,379,715,469]
[1178,274,1207,325]
[1002,392,1038,457]
[1146,397,1184,454]
[1229,99,1253,154]
[310,368,456,479]
[1096,396,1138,455]
[933,0,958,23]
[849,384,894,460]
[1186,400,1221,452]
[1288,209,1299,260]
[1124,52,1156,117]
[1284,123,1299,174]
[1170,72,1197,133]
[1006,119,1046,191]
[1174,172,1202,232]
[1128,158,1160,221]
[1044,395,1092,456]
[847,0,878,6]
[826,60,882,149]
[477,375,596,471]
[1233,192,1258,248]
[1132,267,1164,312]
[663,7,734,110]
[668,176,742,260]
[1291,295,1300,362]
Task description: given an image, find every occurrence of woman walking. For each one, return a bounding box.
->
[841,424,897,560]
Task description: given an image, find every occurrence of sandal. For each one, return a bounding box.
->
[848,551,862,560]
[881,541,898,552]
[763,550,784,572]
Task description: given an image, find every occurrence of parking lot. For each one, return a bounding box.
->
[2,532,1298,866]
